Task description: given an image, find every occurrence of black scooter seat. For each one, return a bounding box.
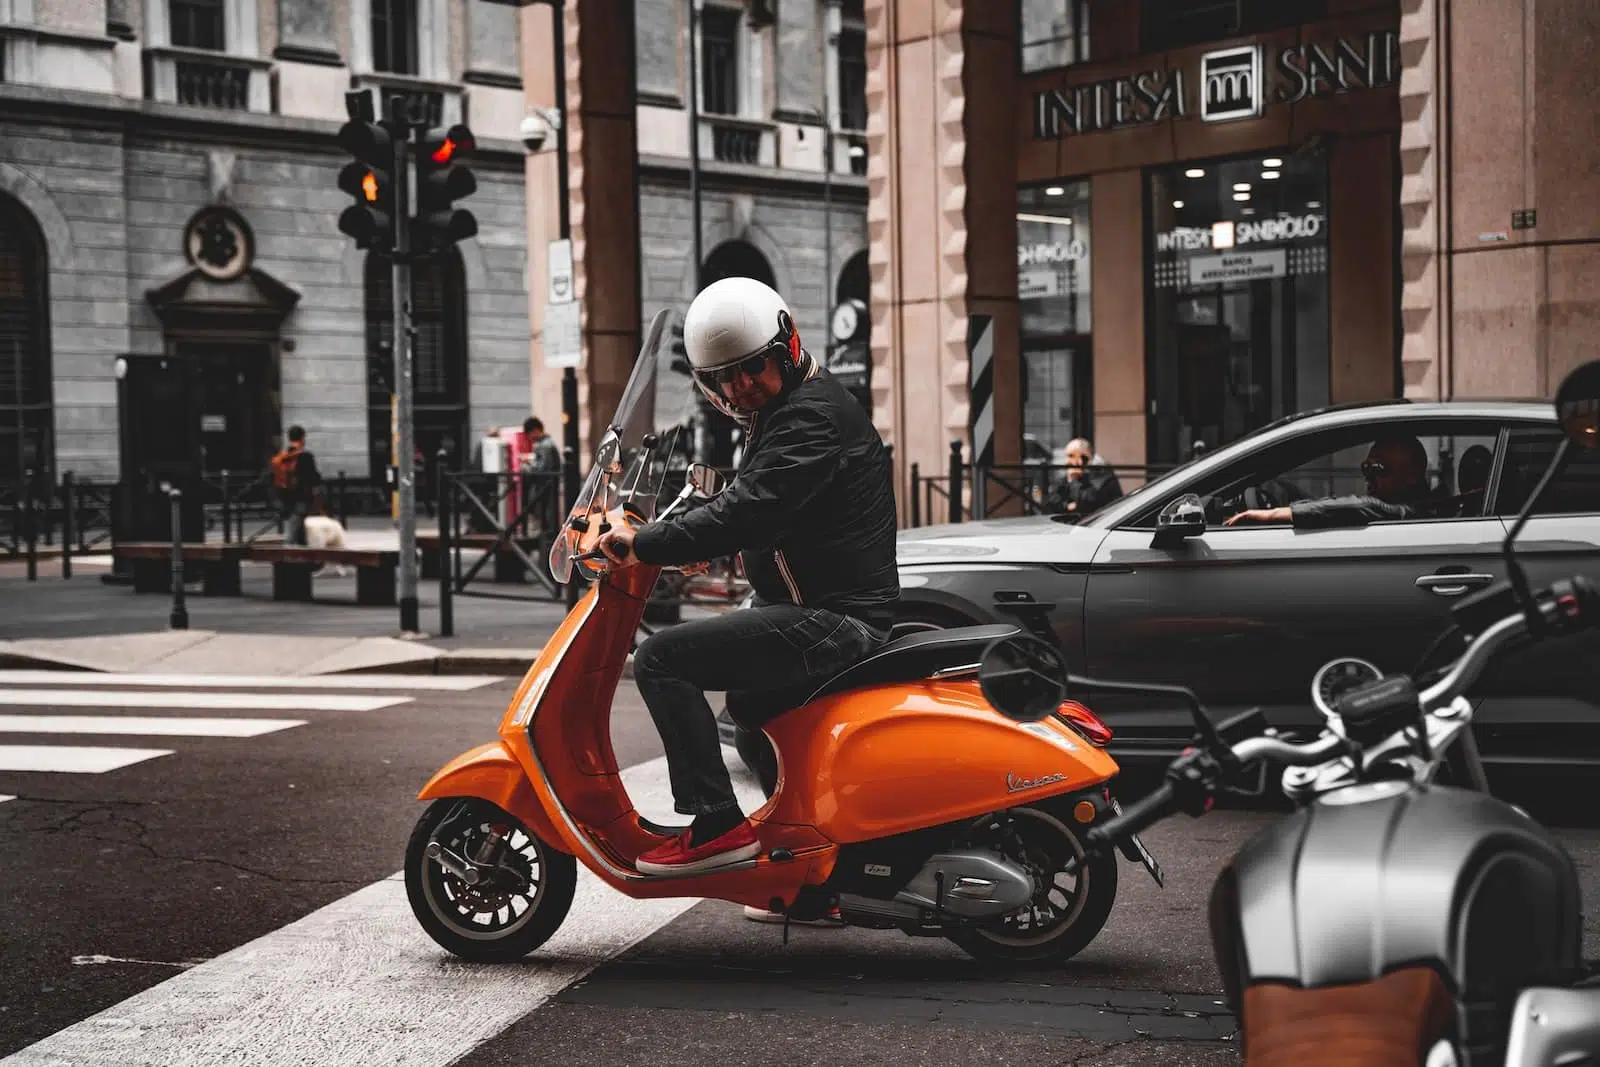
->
[725,623,1021,729]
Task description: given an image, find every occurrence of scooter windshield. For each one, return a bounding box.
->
[548,309,689,585]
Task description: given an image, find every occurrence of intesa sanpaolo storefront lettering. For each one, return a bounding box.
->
[1154,213,1326,253]
[1033,30,1398,139]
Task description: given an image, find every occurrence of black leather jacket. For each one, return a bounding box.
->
[633,364,901,630]
[1289,492,1429,529]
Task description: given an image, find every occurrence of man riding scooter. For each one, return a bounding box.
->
[596,277,900,901]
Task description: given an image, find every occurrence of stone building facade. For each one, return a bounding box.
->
[0,0,532,490]
[519,0,871,457]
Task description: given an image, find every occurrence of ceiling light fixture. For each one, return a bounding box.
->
[1185,168,1204,178]
[1045,186,1065,196]
[1016,211,1074,226]
[1173,200,1185,208]
[1233,192,1251,201]
[1233,183,1251,191]
[1263,158,1283,168]
[1260,170,1280,180]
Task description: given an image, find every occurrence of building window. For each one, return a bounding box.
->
[1017,181,1093,463]
[0,194,53,485]
[1020,0,1089,74]
[169,0,225,50]
[365,251,469,484]
[1141,0,1327,54]
[838,26,866,131]
[1144,147,1331,466]
[700,5,741,116]
[372,0,418,75]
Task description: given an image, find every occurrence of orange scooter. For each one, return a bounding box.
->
[404,311,1162,965]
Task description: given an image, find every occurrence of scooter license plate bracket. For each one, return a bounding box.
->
[1108,798,1165,888]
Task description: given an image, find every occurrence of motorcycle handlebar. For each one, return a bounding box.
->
[1088,782,1177,849]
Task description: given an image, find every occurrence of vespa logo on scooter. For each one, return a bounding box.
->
[1007,771,1069,793]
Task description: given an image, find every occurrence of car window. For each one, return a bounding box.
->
[1492,429,1600,516]
[1119,420,1506,529]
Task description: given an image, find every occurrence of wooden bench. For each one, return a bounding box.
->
[417,532,544,583]
[245,545,401,606]
[113,542,251,596]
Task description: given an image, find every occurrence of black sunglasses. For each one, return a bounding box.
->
[1360,460,1388,478]
[700,342,785,385]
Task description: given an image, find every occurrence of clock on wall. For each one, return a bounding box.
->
[831,299,867,343]
[183,206,255,282]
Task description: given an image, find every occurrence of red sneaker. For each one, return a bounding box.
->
[636,820,760,876]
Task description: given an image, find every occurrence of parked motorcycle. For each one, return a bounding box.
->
[403,310,1159,966]
[1053,359,1600,1066]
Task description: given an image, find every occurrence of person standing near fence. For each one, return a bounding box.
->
[1046,437,1123,520]
[520,417,561,533]
[270,425,323,545]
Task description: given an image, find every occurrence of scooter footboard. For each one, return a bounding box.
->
[1240,968,1453,1067]
[418,742,569,853]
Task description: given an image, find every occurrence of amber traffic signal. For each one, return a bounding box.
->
[337,115,397,252]
[413,123,478,254]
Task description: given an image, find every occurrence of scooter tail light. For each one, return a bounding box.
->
[1056,700,1113,746]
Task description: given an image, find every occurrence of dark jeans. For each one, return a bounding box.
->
[632,602,888,817]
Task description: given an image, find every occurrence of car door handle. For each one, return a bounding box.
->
[1415,573,1496,597]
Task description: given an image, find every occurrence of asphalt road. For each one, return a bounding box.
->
[2,673,1597,1067]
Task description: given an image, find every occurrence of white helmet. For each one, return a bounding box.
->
[683,276,806,422]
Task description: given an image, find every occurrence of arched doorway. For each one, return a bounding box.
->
[0,194,53,485]
[700,240,775,291]
[365,250,470,497]
[829,250,871,413]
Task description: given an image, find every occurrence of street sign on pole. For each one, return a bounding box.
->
[543,299,582,369]
[548,239,573,303]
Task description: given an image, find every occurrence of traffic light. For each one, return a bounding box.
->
[413,123,478,254]
[336,109,397,252]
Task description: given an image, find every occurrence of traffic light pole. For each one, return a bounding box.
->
[389,97,420,634]
[550,0,582,608]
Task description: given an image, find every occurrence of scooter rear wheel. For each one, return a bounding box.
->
[949,803,1119,965]
[406,798,577,963]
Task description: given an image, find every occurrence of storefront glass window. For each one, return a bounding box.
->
[1018,181,1092,463]
[1141,0,1326,54]
[1020,0,1089,73]
[1145,148,1330,467]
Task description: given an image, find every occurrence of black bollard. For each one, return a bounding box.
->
[910,462,921,527]
[563,445,580,608]
[23,467,37,581]
[220,470,232,543]
[60,472,74,579]
[169,487,188,630]
[436,448,453,638]
[947,440,964,524]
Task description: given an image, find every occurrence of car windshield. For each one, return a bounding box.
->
[547,309,689,583]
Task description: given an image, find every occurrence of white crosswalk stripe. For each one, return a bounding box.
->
[0,672,492,787]
[0,671,507,691]
[0,689,409,712]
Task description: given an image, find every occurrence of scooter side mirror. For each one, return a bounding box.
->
[688,462,726,499]
[1555,359,1600,450]
[978,634,1068,723]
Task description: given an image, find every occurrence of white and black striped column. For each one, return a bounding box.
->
[968,315,995,519]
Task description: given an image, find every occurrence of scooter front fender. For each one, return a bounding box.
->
[417,742,569,853]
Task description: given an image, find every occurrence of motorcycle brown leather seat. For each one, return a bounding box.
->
[725,623,1022,730]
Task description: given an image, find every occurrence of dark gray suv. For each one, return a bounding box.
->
[725,401,1600,774]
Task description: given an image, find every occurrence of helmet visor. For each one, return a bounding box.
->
[691,339,788,391]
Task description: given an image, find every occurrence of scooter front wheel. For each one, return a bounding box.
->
[405,798,577,963]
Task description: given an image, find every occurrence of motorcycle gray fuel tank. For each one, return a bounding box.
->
[1208,782,1582,1060]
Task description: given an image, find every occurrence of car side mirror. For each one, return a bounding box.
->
[978,634,1068,723]
[1151,493,1206,548]
[1555,359,1600,450]
[688,462,726,499]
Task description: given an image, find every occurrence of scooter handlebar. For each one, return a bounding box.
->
[1087,782,1178,851]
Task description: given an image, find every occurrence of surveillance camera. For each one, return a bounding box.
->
[520,110,557,153]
